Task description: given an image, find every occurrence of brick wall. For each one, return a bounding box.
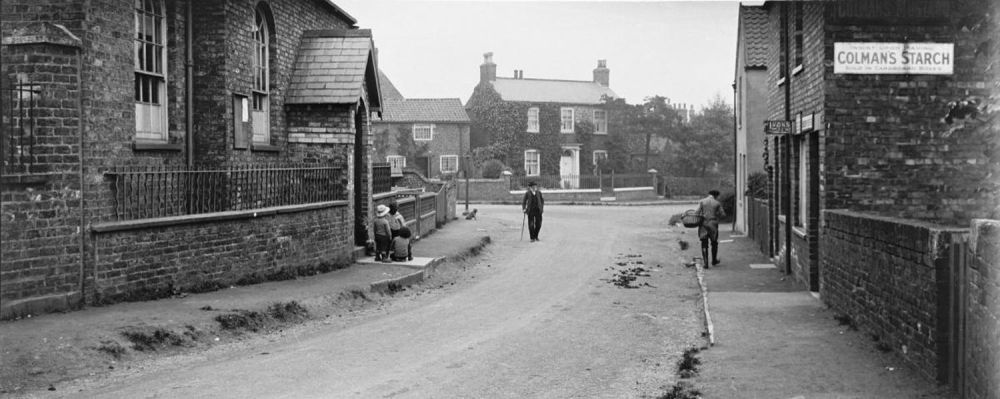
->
[1,18,85,317]
[457,176,512,201]
[964,219,999,399]
[91,205,352,303]
[820,209,968,381]
[821,0,993,226]
[1,0,372,316]
[191,0,353,164]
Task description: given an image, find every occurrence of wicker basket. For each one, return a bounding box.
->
[681,210,703,228]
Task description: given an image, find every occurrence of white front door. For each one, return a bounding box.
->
[559,148,579,189]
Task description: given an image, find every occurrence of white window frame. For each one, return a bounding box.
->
[387,155,406,170]
[413,124,434,141]
[797,137,808,228]
[594,110,608,134]
[251,5,270,144]
[560,107,574,133]
[527,107,540,133]
[524,150,540,176]
[592,150,608,165]
[439,155,458,174]
[134,0,168,142]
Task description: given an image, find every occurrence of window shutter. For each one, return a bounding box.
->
[233,94,250,149]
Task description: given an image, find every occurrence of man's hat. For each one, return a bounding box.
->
[527,181,537,187]
[376,204,389,216]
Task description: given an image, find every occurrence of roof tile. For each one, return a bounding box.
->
[489,78,616,104]
[286,34,375,104]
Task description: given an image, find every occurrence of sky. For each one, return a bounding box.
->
[337,0,740,109]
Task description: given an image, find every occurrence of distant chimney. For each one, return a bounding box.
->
[593,59,609,87]
[480,52,496,83]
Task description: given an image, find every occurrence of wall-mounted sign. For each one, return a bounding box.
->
[834,42,953,75]
[797,112,815,134]
[764,120,793,135]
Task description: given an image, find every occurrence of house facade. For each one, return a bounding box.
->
[466,53,617,188]
[743,1,997,391]
[373,71,471,179]
[733,4,769,234]
[1,0,383,318]
[752,0,994,291]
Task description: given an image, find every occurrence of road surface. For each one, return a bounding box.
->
[58,204,705,398]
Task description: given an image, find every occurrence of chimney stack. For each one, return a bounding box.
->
[480,52,496,84]
[593,59,609,87]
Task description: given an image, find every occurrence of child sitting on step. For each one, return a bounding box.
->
[390,226,413,262]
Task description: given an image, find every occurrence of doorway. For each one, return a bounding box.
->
[353,103,367,247]
[559,147,579,189]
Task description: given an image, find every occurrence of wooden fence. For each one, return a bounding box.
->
[747,197,771,256]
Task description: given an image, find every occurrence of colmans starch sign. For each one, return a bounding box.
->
[834,42,953,75]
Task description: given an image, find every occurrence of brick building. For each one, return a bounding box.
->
[1,0,384,318]
[373,71,471,179]
[744,0,998,392]
[733,5,769,234]
[466,53,617,188]
[750,0,995,291]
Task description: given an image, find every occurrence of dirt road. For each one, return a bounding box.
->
[47,204,705,398]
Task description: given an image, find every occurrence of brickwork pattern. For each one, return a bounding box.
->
[820,1,992,225]
[964,219,1000,399]
[820,209,967,381]
[0,33,84,312]
[92,206,352,303]
[2,0,370,313]
[373,122,469,178]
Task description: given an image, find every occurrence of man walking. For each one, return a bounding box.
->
[697,189,726,266]
[522,181,544,242]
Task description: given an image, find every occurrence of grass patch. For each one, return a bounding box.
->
[95,340,126,359]
[120,326,186,352]
[214,310,268,332]
[448,236,491,262]
[677,347,702,378]
[338,288,370,302]
[214,301,310,333]
[267,301,308,322]
[656,381,702,399]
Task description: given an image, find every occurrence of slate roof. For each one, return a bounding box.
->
[739,5,769,68]
[490,77,617,105]
[381,98,471,123]
[286,29,382,109]
[377,69,405,101]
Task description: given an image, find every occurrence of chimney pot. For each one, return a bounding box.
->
[593,59,610,87]
[480,51,497,83]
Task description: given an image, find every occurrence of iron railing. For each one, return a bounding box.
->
[1,78,38,175]
[510,173,655,191]
[106,164,344,221]
[372,162,391,194]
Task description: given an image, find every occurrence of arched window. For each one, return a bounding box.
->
[134,0,168,142]
[251,4,271,144]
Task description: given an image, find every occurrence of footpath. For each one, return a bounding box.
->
[692,228,956,399]
[0,217,492,396]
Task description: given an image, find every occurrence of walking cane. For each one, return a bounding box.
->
[520,212,526,241]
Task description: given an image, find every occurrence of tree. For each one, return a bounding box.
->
[604,95,685,172]
[667,95,734,177]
